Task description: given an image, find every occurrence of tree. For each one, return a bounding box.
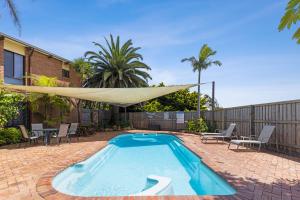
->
[181,44,221,119]
[278,0,300,44]
[0,90,24,128]
[27,75,70,127]
[70,57,94,122]
[2,0,21,33]
[71,58,93,84]
[84,34,152,123]
[128,82,211,112]
[84,34,151,88]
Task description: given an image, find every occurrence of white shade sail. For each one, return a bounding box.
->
[1,84,196,107]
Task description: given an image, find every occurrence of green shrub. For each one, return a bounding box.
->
[206,121,217,132]
[120,120,130,128]
[186,118,208,133]
[0,127,22,145]
[0,91,24,128]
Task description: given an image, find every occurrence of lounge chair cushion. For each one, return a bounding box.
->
[200,132,222,136]
[202,135,229,139]
[230,140,262,145]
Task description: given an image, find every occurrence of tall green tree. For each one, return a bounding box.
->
[70,57,94,122]
[181,44,221,119]
[84,35,152,122]
[128,82,213,112]
[27,75,70,127]
[2,0,21,32]
[84,35,151,88]
[278,0,300,44]
[71,58,93,84]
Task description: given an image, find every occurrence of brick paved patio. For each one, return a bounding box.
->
[0,131,299,200]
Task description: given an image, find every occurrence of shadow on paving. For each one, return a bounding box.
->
[216,171,300,200]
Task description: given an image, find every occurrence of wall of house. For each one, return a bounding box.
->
[4,39,26,55]
[29,51,80,86]
[0,36,82,126]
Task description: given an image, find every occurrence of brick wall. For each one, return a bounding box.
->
[28,50,81,124]
[29,50,81,86]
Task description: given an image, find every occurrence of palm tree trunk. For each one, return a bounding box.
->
[197,70,201,119]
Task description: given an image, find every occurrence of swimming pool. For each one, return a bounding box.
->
[52,133,236,197]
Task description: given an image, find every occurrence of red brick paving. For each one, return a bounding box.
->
[0,131,299,200]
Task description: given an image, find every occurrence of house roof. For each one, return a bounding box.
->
[0,32,71,63]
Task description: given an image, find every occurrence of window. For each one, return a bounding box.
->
[62,69,70,78]
[4,51,14,78]
[14,54,24,79]
[4,50,24,85]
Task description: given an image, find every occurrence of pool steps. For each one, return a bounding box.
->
[168,140,201,182]
[131,175,173,196]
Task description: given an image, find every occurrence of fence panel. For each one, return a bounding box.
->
[80,99,300,153]
[80,109,91,125]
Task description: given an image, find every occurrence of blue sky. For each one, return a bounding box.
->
[0,0,299,107]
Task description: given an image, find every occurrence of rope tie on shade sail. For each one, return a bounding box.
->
[1,84,197,106]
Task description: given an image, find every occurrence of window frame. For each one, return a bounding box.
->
[3,49,25,81]
[62,69,70,78]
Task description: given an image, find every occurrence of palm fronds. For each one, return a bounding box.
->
[278,0,300,44]
[4,0,21,33]
[85,34,152,88]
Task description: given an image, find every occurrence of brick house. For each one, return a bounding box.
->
[0,32,81,126]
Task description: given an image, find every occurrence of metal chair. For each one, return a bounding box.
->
[67,123,79,142]
[52,124,69,144]
[19,125,39,147]
[31,123,43,138]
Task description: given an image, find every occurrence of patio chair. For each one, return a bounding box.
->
[228,125,275,151]
[52,124,69,144]
[201,123,236,143]
[31,123,44,138]
[19,125,39,147]
[201,123,236,137]
[67,123,79,142]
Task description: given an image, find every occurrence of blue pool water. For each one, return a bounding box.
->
[52,133,236,196]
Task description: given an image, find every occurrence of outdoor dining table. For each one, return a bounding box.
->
[35,128,58,145]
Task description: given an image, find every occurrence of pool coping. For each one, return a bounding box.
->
[36,131,240,200]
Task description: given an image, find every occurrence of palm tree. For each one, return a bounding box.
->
[278,0,300,44]
[181,44,221,119]
[84,35,151,88]
[3,0,21,32]
[84,34,152,122]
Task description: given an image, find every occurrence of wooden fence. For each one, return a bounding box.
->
[123,100,300,154]
[80,109,111,126]
[79,99,300,153]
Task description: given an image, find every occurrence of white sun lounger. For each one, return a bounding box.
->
[201,123,236,136]
[228,125,275,151]
[201,123,236,143]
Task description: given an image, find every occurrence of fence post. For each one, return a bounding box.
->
[212,81,215,128]
[250,105,255,137]
[223,109,227,130]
